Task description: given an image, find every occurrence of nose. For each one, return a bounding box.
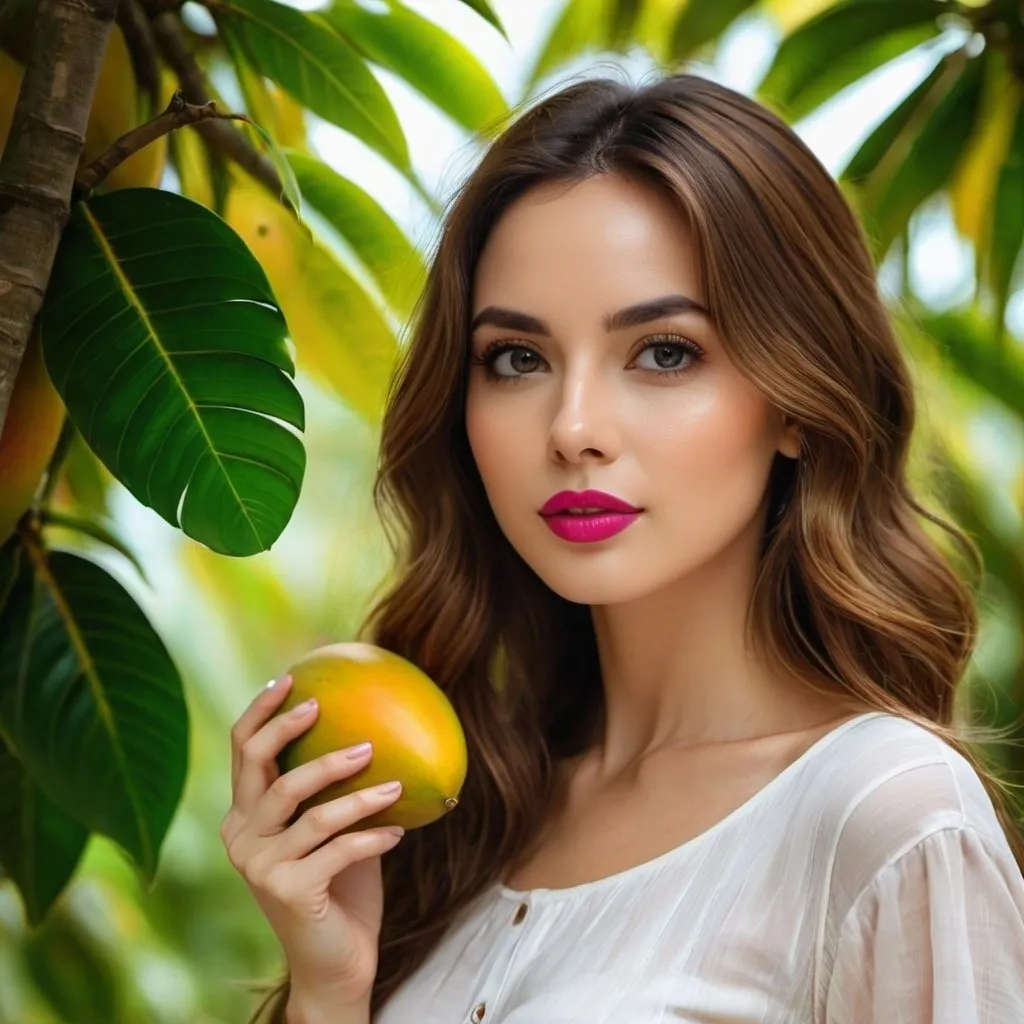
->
[548,363,619,465]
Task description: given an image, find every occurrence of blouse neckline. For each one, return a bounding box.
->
[495,710,891,905]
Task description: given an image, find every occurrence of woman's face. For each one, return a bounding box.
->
[465,172,798,605]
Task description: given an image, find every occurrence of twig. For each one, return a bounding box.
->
[144,6,285,201]
[74,90,256,194]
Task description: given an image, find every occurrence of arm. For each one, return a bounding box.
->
[825,825,1024,1022]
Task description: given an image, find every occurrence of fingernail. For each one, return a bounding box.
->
[344,741,372,759]
[374,780,402,795]
[385,825,405,838]
[266,674,292,690]
[291,698,317,715]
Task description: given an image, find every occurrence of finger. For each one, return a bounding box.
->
[269,779,403,863]
[294,826,405,893]
[230,673,294,791]
[234,695,320,816]
[250,742,376,838]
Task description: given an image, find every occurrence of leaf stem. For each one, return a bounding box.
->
[73,89,257,195]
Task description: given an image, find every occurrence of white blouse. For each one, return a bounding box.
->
[374,711,1024,1023]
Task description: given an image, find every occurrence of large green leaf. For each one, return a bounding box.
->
[324,1,507,137]
[284,149,426,322]
[39,188,306,558]
[0,731,90,926]
[758,0,944,121]
[669,0,758,63]
[991,101,1024,344]
[0,543,187,884]
[210,0,411,175]
[843,50,985,256]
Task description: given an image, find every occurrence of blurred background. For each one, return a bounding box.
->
[1,0,1023,1020]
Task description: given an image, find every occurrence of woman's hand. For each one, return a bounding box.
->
[221,673,405,1008]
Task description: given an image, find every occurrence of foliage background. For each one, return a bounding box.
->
[1,0,1023,1020]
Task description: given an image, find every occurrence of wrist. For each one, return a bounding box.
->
[285,985,370,1024]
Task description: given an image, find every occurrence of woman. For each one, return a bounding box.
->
[222,72,1024,1023]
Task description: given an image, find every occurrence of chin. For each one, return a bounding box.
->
[516,544,662,607]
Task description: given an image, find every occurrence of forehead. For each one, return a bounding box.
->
[471,173,703,312]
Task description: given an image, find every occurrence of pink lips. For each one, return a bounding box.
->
[539,489,643,544]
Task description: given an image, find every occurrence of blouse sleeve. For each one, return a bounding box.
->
[825,824,1024,1023]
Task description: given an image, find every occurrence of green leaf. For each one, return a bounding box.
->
[916,306,1024,420]
[39,188,306,557]
[759,0,944,121]
[669,0,759,62]
[211,0,411,175]
[37,508,149,584]
[324,0,507,136]
[948,49,1019,251]
[990,101,1024,344]
[0,544,187,884]
[523,0,614,94]
[453,0,509,39]
[0,534,16,620]
[218,21,306,214]
[246,118,305,215]
[609,0,643,48]
[842,54,952,183]
[0,731,90,926]
[23,908,119,1021]
[284,149,426,321]
[224,177,400,425]
[843,50,986,256]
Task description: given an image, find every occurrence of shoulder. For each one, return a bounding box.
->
[811,712,1019,918]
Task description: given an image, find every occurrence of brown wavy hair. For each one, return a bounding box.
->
[249,70,1024,1022]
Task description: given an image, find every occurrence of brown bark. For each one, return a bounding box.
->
[144,4,285,202]
[0,0,120,437]
[75,89,257,194]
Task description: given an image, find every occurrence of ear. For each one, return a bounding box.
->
[777,413,801,460]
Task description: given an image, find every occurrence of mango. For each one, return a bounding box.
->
[275,642,467,832]
[0,324,65,545]
[0,26,167,192]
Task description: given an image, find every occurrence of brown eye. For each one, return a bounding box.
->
[489,346,544,377]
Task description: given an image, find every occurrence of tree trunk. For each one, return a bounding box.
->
[0,0,119,435]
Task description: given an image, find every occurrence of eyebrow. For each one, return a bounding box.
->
[469,293,711,336]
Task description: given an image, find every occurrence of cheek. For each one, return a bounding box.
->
[631,385,775,501]
[465,392,522,496]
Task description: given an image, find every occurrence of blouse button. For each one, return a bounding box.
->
[470,1001,486,1022]
[512,902,528,925]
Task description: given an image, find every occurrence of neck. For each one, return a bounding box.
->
[583,521,847,781]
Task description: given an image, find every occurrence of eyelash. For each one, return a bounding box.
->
[469,334,704,384]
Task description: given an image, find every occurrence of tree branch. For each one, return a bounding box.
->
[116,0,162,113]
[143,5,285,201]
[74,90,257,194]
[0,0,119,437]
